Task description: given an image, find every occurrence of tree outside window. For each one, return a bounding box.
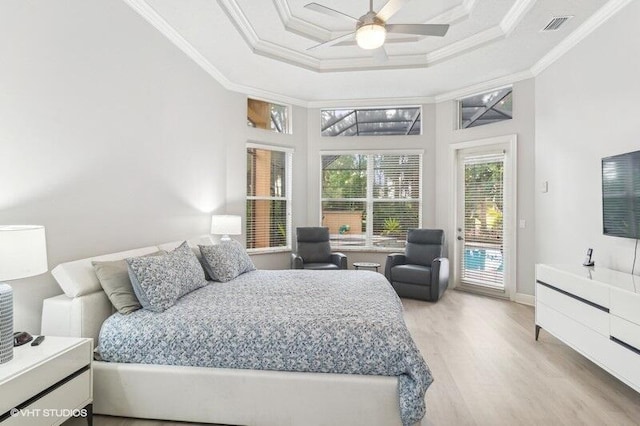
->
[321,152,422,249]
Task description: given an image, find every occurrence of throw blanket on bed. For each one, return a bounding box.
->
[97,270,433,425]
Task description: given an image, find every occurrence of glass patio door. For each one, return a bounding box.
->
[455,150,507,292]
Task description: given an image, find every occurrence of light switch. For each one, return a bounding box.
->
[541,181,549,193]
[519,219,526,229]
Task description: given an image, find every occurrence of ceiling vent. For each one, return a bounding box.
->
[542,16,573,31]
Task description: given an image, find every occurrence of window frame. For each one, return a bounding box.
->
[320,105,423,137]
[246,142,293,254]
[319,149,423,251]
[456,86,513,130]
[247,97,293,134]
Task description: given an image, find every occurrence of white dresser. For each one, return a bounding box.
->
[0,336,92,425]
[536,264,640,393]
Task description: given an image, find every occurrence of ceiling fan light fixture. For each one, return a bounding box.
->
[356,24,386,50]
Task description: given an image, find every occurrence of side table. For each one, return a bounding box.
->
[0,336,93,425]
[353,262,381,272]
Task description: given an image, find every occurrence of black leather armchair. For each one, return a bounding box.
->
[291,227,347,270]
[385,229,449,301]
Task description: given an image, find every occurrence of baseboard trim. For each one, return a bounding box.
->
[514,293,535,306]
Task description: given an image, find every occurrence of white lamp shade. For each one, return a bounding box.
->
[211,215,242,236]
[0,225,48,281]
[356,24,386,50]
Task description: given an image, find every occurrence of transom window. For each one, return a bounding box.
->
[246,144,292,251]
[247,98,291,134]
[321,152,422,250]
[458,87,513,129]
[321,107,421,136]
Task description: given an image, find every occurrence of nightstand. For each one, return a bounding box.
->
[0,336,93,425]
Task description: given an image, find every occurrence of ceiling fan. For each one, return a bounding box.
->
[305,0,449,54]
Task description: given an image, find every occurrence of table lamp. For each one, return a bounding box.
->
[0,225,48,364]
[211,215,241,242]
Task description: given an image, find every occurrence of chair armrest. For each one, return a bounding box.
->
[384,253,406,280]
[430,257,450,301]
[291,253,304,269]
[330,252,348,269]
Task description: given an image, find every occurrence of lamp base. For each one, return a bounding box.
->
[0,283,13,364]
[220,235,232,242]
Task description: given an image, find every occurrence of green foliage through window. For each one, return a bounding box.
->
[321,153,422,249]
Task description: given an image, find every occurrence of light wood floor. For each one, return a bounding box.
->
[66,290,640,426]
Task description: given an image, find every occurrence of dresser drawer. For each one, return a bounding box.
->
[607,334,640,393]
[536,264,610,308]
[610,315,640,354]
[3,370,91,426]
[536,301,610,365]
[0,339,92,415]
[536,283,609,336]
[610,287,640,327]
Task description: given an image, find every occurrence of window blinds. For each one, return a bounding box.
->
[246,147,292,250]
[321,152,422,249]
[460,152,506,289]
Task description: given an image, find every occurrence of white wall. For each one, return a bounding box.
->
[435,79,537,297]
[305,104,438,268]
[0,0,244,333]
[535,1,640,272]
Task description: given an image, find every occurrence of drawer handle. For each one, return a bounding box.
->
[610,336,640,356]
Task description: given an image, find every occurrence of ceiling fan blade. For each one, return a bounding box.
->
[307,32,356,50]
[304,3,359,24]
[386,23,449,37]
[372,46,388,63]
[376,0,408,22]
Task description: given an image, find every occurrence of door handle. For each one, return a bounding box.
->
[457,236,464,241]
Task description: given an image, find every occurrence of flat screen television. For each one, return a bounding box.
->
[602,150,640,239]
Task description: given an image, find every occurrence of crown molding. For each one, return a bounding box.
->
[501,0,538,36]
[530,0,634,76]
[121,0,309,107]
[272,0,333,42]
[122,0,233,88]
[435,70,534,102]
[122,0,631,108]
[273,0,477,43]
[307,96,436,109]
[427,26,504,64]
[219,0,533,72]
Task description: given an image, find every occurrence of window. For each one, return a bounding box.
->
[321,107,421,136]
[247,98,291,134]
[458,87,513,129]
[246,144,292,251]
[321,152,422,250]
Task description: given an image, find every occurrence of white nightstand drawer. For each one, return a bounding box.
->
[0,338,92,417]
[536,283,609,336]
[3,370,91,426]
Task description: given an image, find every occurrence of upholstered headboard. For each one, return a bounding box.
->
[41,235,214,343]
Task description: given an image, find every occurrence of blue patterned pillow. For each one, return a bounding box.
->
[127,241,207,312]
[199,241,255,283]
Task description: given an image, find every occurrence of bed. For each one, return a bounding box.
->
[41,236,432,426]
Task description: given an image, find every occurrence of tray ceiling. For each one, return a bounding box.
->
[125,0,628,103]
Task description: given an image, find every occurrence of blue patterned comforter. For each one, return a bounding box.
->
[97,270,433,425]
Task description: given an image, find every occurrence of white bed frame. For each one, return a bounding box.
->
[40,236,406,426]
